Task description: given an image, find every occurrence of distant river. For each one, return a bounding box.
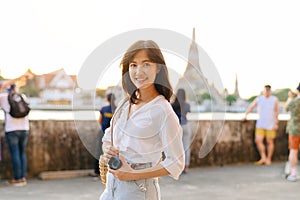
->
[0,110,291,121]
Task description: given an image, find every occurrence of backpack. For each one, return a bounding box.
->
[7,92,31,118]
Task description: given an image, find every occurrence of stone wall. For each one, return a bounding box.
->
[0,120,100,179]
[189,120,288,167]
[0,119,289,179]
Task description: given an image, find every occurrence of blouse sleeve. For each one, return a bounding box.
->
[159,111,185,180]
[102,126,111,143]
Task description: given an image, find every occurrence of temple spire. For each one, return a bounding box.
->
[184,28,202,74]
[234,73,240,98]
[176,28,223,104]
[192,27,195,41]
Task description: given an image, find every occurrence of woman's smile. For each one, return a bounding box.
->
[129,50,158,89]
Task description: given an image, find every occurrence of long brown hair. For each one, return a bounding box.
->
[120,40,173,104]
[172,88,186,111]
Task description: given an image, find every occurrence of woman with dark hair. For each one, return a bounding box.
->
[99,93,116,132]
[172,88,192,174]
[100,40,184,199]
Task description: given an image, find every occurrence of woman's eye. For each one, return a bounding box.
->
[143,63,150,67]
[129,63,136,68]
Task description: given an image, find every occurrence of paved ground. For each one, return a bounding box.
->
[0,162,299,200]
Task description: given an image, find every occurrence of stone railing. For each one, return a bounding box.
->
[0,119,289,179]
[189,120,288,167]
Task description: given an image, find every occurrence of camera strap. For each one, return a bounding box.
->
[110,97,129,146]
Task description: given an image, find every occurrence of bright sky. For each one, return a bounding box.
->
[1,0,299,99]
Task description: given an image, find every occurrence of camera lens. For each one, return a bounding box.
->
[108,156,122,170]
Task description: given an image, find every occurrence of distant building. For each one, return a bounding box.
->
[176,28,223,109]
[36,69,77,104]
[233,74,240,98]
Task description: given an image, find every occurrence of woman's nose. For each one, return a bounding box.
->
[135,65,144,73]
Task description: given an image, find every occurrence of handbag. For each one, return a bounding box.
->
[99,155,108,187]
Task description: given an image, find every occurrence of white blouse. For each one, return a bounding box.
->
[102,95,185,180]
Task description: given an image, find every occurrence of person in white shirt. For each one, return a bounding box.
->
[100,40,185,200]
[0,72,32,186]
[243,85,279,165]
[0,84,30,187]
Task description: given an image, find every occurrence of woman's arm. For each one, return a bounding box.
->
[109,154,170,181]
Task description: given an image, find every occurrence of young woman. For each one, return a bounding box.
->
[100,40,185,199]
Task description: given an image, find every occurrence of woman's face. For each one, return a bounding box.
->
[128,50,160,89]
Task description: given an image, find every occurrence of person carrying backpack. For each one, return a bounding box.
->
[0,84,30,186]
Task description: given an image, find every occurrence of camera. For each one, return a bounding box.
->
[108,156,122,170]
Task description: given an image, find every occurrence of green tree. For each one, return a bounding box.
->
[272,88,290,101]
[226,94,237,106]
[195,92,211,104]
[247,95,257,103]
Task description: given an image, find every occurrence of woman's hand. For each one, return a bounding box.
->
[102,142,119,163]
[108,154,135,181]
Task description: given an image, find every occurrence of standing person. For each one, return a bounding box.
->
[284,83,300,182]
[99,93,116,133]
[100,40,185,199]
[243,85,280,165]
[91,93,116,178]
[0,84,30,186]
[172,88,192,174]
[0,72,32,176]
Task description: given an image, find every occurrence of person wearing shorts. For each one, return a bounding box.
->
[285,83,300,182]
[243,85,280,165]
[255,128,276,140]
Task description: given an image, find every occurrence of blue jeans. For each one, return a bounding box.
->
[5,130,29,180]
[100,163,160,200]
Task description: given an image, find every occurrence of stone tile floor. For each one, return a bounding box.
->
[0,162,299,200]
